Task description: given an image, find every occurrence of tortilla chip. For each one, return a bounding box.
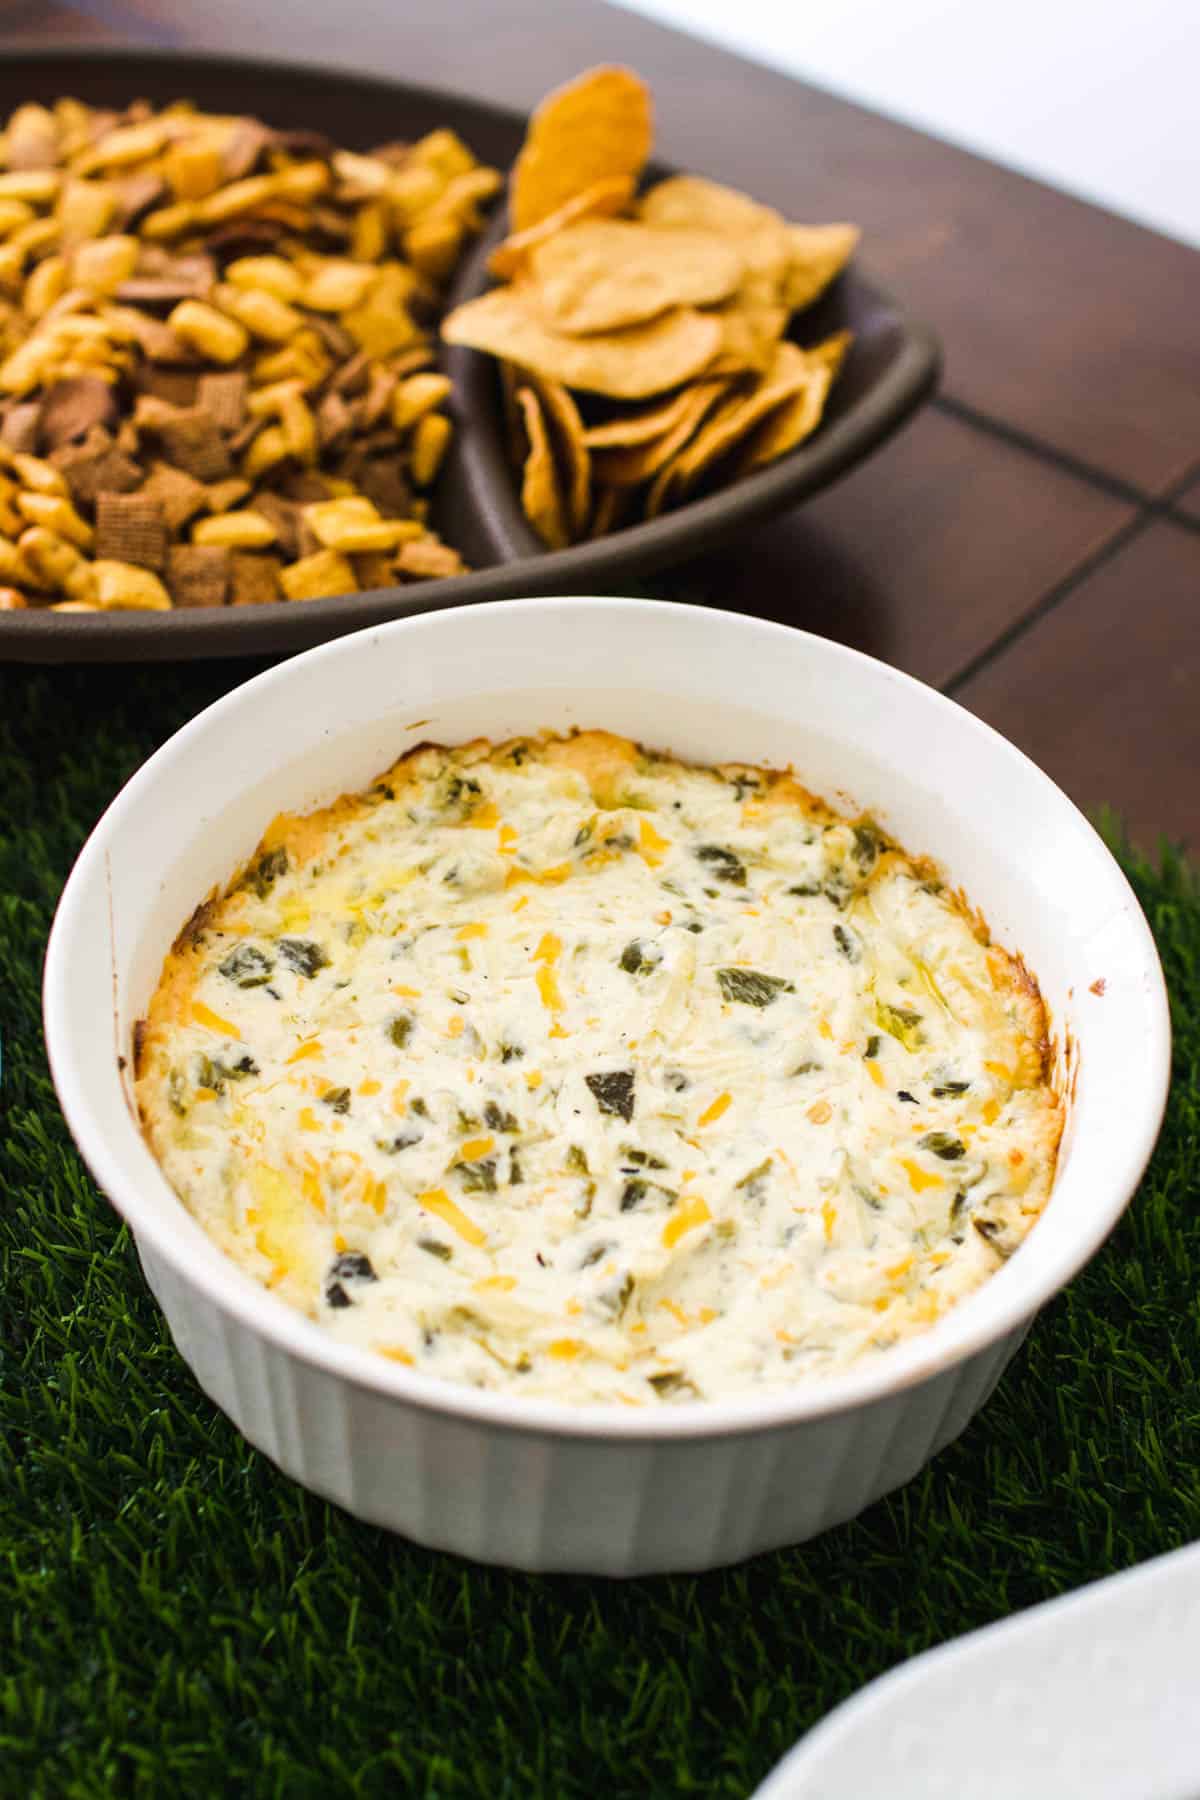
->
[705,294,789,376]
[639,173,773,235]
[442,289,723,399]
[806,330,853,377]
[520,369,591,535]
[587,484,633,539]
[510,67,653,234]
[497,358,525,463]
[784,223,860,311]
[488,175,636,280]
[736,333,852,471]
[522,219,743,335]
[582,385,720,450]
[591,379,729,487]
[645,341,812,514]
[638,175,792,296]
[515,385,570,549]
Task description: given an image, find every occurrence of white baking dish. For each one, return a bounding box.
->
[43,597,1170,1574]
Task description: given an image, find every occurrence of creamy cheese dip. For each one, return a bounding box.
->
[135,731,1061,1405]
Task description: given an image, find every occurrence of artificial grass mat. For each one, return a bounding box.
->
[2,655,1198,1800]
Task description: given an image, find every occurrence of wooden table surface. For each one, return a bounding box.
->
[7,0,1200,852]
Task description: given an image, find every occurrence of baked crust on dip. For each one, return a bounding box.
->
[135,731,1063,1405]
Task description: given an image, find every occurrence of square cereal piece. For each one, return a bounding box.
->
[156,409,233,482]
[95,492,168,570]
[139,461,208,533]
[196,370,248,434]
[167,543,230,608]
[51,427,143,509]
[229,551,282,606]
[0,403,42,455]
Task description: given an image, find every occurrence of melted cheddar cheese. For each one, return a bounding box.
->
[135,731,1062,1405]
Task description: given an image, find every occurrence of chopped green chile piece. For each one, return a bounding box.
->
[694,844,747,886]
[972,1215,1017,1257]
[483,1101,518,1132]
[444,774,481,807]
[277,937,330,979]
[619,1178,647,1211]
[601,1272,635,1318]
[932,1079,971,1097]
[458,1158,497,1193]
[379,1129,423,1152]
[418,1238,452,1261]
[324,1250,377,1308]
[921,1130,966,1161]
[620,1147,668,1169]
[619,938,662,975]
[321,1086,351,1115]
[735,1157,773,1199]
[586,1069,635,1121]
[874,999,924,1050]
[388,1013,414,1049]
[647,1370,700,1398]
[851,821,886,868]
[566,1144,590,1175]
[832,923,861,962]
[716,967,794,1007]
[195,1052,258,1093]
[237,845,288,900]
[218,943,275,988]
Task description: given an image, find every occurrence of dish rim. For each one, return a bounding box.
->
[43,595,1172,1440]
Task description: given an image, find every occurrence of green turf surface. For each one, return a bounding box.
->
[2,658,1197,1800]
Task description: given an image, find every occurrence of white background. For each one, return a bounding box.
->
[614,0,1200,248]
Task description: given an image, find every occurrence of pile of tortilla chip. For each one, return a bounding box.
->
[441,66,858,547]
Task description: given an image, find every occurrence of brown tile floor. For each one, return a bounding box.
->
[1170,477,1200,524]
[954,520,1200,851]
[675,407,1136,690]
[5,0,1200,854]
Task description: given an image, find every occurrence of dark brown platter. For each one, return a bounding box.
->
[0,48,940,662]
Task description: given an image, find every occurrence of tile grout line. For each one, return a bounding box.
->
[937,396,1200,533]
[1161,455,1200,500]
[1157,454,1200,532]
[941,509,1154,696]
[930,395,1200,516]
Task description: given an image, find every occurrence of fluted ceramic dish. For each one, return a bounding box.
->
[43,597,1169,1573]
[0,50,939,663]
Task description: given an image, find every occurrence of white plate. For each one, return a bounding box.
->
[755,1541,1200,1800]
